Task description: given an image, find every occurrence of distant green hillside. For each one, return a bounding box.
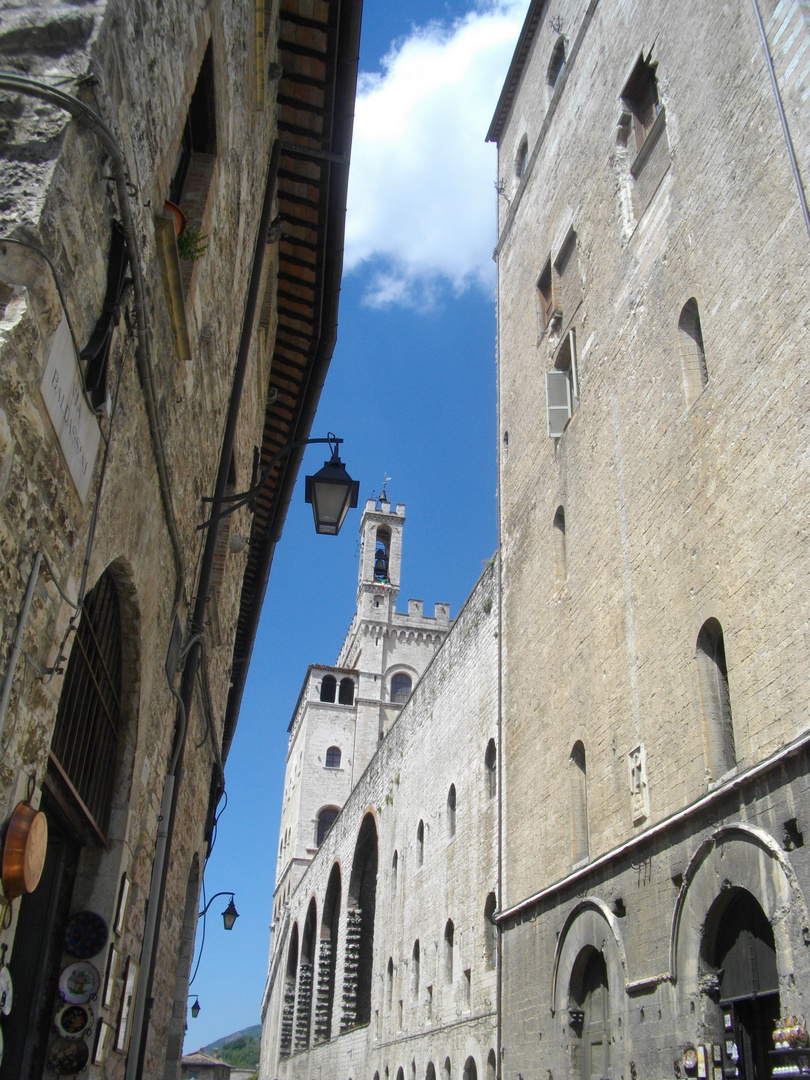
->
[201,1024,261,1070]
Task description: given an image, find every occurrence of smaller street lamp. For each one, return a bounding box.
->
[221,896,239,931]
[190,997,201,1018]
[198,891,240,931]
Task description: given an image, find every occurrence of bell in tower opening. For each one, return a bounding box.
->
[374,527,391,582]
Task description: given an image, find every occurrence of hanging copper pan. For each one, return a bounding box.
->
[2,801,48,902]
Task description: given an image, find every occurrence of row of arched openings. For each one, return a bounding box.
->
[411,741,496,868]
[281,813,379,1056]
[321,675,356,705]
[372,1051,496,1080]
[568,618,734,863]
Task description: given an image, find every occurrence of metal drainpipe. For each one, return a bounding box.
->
[0,74,186,604]
[0,553,42,735]
[126,139,281,1080]
[750,0,810,240]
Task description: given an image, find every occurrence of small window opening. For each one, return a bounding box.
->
[387,957,394,1010]
[537,258,554,332]
[546,329,578,438]
[170,41,217,205]
[485,739,497,798]
[484,893,497,970]
[417,820,424,865]
[412,940,420,1000]
[570,740,589,863]
[391,673,412,704]
[317,807,339,847]
[621,53,661,152]
[339,677,355,705]
[320,675,336,702]
[515,135,529,179]
[325,746,341,769]
[553,506,567,587]
[678,298,708,406]
[547,36,566,93]
[444,920,454,984]
[391,850,398,898]
[447,784,457,837]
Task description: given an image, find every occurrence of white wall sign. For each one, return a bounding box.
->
[40,313,101,503]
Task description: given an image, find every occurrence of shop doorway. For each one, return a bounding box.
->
[709,889,780,1080]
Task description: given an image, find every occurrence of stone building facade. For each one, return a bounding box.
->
[0,1,361,1078]
[260,499,499,1080]
[261,3,810,1080]
[489,2,810,1080]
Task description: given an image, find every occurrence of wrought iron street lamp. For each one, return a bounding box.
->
[200,433,358,535]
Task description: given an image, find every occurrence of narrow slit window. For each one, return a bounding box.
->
[678,298,708,405]
[553,506,567,586]
[696,618,735,780]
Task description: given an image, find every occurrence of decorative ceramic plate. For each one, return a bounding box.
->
[0,967,12,1016]
[47,1035,89,1075]
[55,1001,93,1038]
[63,911,108,960]
[58,961,100,1004]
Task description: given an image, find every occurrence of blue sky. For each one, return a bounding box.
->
[184,0,527,1052]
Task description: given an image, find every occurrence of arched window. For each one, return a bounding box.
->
[547,35,566,93]
[487,1050,497,1080]
[463,1057,478,1080]
[484,892,497,970]
[296,899,317,1050]
[375,525,391,581]
[485,739,497,798]
[320,674,336,702]
[696,618,735,780]
[426,1064,436,1080]
[391,850,398,898]
[325,746,341,768]
[412,939,420,999]
[280,923,299,1056]
[416,820,424,865]
[387,956,394,1009]
[444,919,454,984]
[391,673,412,703]
[342,813,379,1030]
[553,506,567,587]
[339,677,355,705]
[317,807,339,846]
[621,53,661,151]
[570,741,589,863]
[314,862,341,1042]
[515,134,529,179]
[443,1057,452,1080]
[678,298,708,406]
[447,784,457,837]
[50,569,123,838]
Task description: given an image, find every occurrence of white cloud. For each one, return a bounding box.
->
[344,1,527,309]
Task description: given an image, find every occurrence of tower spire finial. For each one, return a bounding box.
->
[379,474,391,504]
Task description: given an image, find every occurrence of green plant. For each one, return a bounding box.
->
[176,218,208,261]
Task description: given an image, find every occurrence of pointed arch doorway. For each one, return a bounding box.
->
[705,889,780,1080]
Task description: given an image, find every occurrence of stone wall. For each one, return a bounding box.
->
[492,1,810,1078]
[0,0,280,1076]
